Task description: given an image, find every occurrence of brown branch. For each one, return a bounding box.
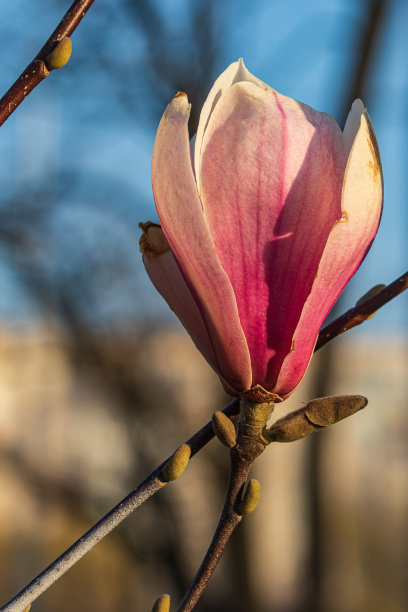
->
[0,0,95,127]
[176,451,250,612]
[0,399,240,612]
[315,270,408,351]
[176,401,272,611]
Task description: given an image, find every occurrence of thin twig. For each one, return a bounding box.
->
[316,270,408,350]
[177,400,272,611]
[1,270,407,611]
[0,0,95,127]
[1,478,165,612]
[0,401,239,612]
[177,450,251,612]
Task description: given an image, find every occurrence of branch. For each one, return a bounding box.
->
[176,400,271,611]
[316,271,408,350]
[2,269,407,611]
[0,400,240,612]
[0,0,95,127]
[176,452,250,612]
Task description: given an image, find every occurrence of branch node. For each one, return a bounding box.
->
[236,399,274,461]
[355,283,386,319]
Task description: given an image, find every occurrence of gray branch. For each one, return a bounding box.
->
[0,400,240,612]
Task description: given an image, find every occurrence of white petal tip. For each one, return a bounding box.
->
[232,59,268,90]
[165,92,191,120]
[343,99,370,154]
[351,98,366,113]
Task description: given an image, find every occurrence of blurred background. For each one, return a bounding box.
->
[0,0,407,611]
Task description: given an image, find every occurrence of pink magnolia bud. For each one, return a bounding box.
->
[141,60,383,401]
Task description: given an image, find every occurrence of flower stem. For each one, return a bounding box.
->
[177,400,273,612]
[177,449,251,612]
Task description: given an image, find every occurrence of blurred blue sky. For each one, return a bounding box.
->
[0,0,407,335]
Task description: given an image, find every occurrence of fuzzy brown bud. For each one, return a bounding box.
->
[264,395,367,443]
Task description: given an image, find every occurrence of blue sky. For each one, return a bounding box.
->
[0,0,406,335]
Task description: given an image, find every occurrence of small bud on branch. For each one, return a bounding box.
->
[238,479,261,515]
[212,411,237,448]
[152,594,170,612]
[45,37,72,70]
[160,444,191,482]
[264,395,367,443]
[0,0,95,127]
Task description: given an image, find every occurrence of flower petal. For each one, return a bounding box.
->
[275,100,383,398]
[140,222,218,372]
[151,93,252,392]
[198,79,347,391]
[194,59,267,191]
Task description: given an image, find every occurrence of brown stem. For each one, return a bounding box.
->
[177,449,251,612]
[177,401,272,612]
[0,401,240,612]
[316,270,408,350]
[0,0,95,127]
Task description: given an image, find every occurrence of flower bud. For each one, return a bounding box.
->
[264,395,367,442]
[144,59,382,401]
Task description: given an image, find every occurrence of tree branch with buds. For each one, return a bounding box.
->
[0,0,95,127]
[316,270,408,349]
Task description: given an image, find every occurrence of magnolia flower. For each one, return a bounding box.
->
[140,60,383,402]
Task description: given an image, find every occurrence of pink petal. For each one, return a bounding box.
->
[198,80,347,391]
[151,93,252,392]
[140,222,218,373]
[194,59,266,191]
[275,100,383,398]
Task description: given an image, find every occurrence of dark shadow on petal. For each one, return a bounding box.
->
[263,103,346,389]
